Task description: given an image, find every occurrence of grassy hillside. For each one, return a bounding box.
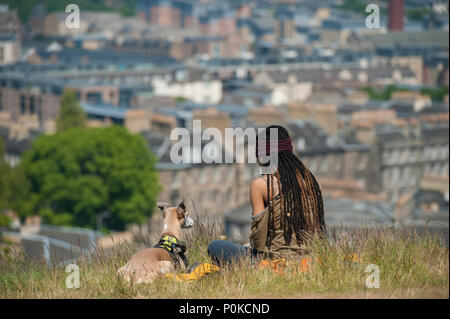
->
[0,218,448,299]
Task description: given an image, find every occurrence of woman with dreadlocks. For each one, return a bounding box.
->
[207,125,326,265]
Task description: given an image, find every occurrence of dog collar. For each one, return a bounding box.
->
[154,235,186,254]
[154,235,188,269]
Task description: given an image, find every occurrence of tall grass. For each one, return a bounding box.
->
[0,217,448,299]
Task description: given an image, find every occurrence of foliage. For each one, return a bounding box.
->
[406,8,432,21]
[0,137,32,219]
[56,89,86,132]
[0,0,138,21]
[175,96,188,103]
[420,86,449,102]
[363,85,449,101]
[362,84,406,101]
[339,0,368,13]
[0,214,11,228]
[20,126,160,230]
[0,137,8,210]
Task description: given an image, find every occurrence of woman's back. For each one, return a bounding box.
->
[250,173,320,259]
[250,125,326,259]
[208,125,326,265]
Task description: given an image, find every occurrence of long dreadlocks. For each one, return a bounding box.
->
[256,125,326,248]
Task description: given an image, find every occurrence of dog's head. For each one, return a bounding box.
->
[157,200,194,229]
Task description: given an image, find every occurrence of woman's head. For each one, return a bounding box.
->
[256,125,326,246]
[255,125,291,162]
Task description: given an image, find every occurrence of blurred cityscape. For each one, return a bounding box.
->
[0,0,448,264]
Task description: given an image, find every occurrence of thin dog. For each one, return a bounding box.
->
[117,200,194,284]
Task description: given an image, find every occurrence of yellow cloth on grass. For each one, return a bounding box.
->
[257,257,316,275]
[165,263,220,282]
[166,253,361,281]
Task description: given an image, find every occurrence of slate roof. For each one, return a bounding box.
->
[287,119,345,156]
[261,66,415,84]
[364,30,449,49]
[80,102,127,120]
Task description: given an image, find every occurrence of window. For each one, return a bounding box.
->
[20,96,26,114]
[335,156,342,173]
[86,92,102,104]
[212,190,218,201]
[52,86,62,95]
[37,98,42,121]
[30,97,35,114]
[227,188,232,202]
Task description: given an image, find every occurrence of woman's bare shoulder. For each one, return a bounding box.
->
[250,176,266,190]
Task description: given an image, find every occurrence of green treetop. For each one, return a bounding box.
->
[20,126,161,230]
[56,89,86,132]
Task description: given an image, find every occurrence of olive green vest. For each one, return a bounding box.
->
[250,195,311,259]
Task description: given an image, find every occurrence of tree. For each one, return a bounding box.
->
[20,126,161,230]
[0,137,9,210]
[0,137,32,219]
[56,89,86,132]
[421,86,449,101]
[3,0,138,21]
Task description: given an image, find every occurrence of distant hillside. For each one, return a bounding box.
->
[0,0,137,21]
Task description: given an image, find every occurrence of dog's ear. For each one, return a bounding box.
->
[177,199,186,217]
[157,202,169,212]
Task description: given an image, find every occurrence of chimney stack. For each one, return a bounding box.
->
[388,0,404,32]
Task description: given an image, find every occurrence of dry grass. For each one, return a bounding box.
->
[0,217,448,299]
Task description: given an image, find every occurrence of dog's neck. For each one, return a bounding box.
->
[160,211,181,239]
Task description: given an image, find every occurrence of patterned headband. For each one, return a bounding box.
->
[256,138,293,157]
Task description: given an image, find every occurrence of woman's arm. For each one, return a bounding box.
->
[250,177,266,216]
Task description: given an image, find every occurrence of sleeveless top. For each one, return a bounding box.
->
[250,194,311,260]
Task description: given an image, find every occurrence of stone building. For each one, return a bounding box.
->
[370,122,449,202]
[0,6,21,66]
[145,131,259,217]
[286,119,375,200]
